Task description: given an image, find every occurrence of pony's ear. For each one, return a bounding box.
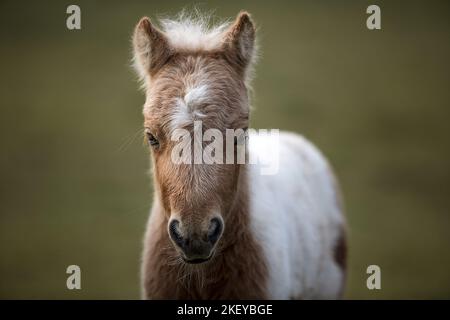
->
[133,17,172,78]
[222,11,256,72]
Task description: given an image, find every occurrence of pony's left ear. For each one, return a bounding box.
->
[223,11,256,72]
[132,17,172,79]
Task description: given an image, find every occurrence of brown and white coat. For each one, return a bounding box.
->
[132,11,346,299]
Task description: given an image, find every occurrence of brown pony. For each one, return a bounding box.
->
[132,11,346,299]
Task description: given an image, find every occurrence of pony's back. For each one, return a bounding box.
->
[248,131,346,299]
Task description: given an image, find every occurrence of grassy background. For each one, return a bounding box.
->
[0,0,449,299]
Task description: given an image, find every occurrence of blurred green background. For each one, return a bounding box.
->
[1,0,449,299]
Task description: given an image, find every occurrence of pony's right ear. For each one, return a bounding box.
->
[222,12,256,73]
[132,17,172,78]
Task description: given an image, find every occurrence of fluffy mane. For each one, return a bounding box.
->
[159,11,231,52]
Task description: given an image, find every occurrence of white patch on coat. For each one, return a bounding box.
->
[168,85,208,133]
[248,131,346,299]
[184,84,209,107]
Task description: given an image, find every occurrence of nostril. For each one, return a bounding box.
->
[207,217,223,245]
[168,219,184,247]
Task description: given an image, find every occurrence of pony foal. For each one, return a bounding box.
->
[132,11,347,299]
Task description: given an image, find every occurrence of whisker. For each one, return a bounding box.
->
[115,128,145,153]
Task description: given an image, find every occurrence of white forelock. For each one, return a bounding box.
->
[159,12,230,52]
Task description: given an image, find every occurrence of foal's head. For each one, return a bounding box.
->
[133,12,256,264]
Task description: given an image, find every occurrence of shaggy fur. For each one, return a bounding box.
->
[132,10,347,300]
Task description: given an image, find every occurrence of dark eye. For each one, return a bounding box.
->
[146,131,159,148]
